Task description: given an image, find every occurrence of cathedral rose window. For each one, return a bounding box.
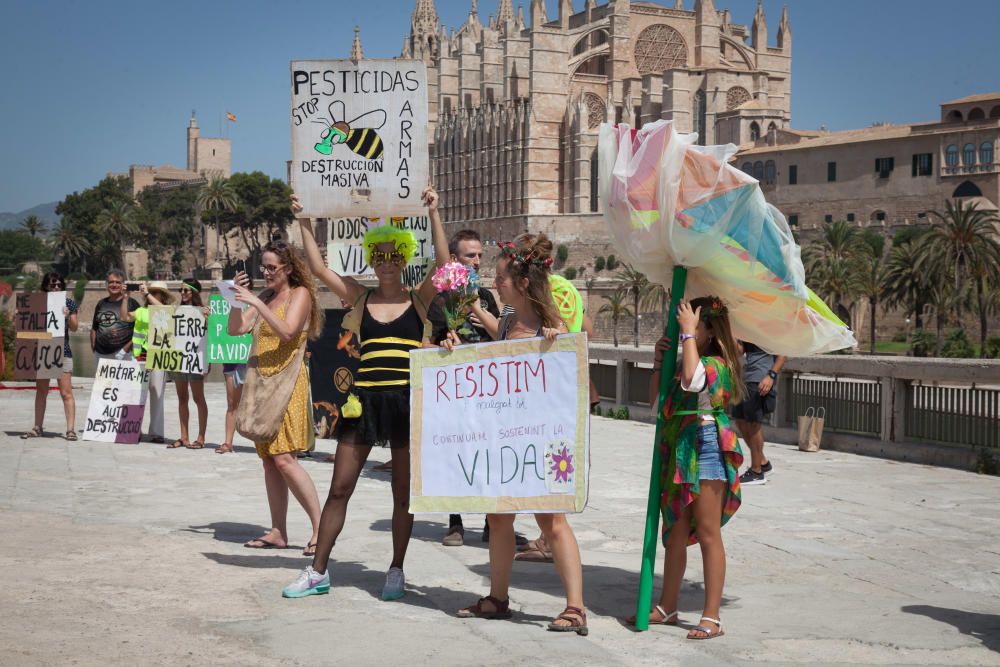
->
[726,86,751,111]
[633,24,688,75]
[584,93,605,129]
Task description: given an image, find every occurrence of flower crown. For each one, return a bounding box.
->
[700,297,728,321]
[498,241,554,270]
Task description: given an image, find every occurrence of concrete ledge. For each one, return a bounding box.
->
[766,425,981,472]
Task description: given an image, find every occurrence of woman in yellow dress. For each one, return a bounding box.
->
[229,240,324,556]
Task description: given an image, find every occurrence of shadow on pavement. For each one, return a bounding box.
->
[184,522,285,545]
[902,605,1000,653]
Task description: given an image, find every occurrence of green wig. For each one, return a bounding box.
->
[363,224,418,265]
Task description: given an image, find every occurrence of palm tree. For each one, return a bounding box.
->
[197,176,240,265]
[95,200,139,269]
[920,199,1000,321]
[883,238,930,329]
[597,289,634,348]
[803,221,868,327]
[19,215,45,238]
[615,263,649,347]
[52,219,91,273]
[854,250,889,354]
[640,281,669,331]
[970,258,1000,357]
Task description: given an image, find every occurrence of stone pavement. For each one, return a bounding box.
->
[1,379,998,666]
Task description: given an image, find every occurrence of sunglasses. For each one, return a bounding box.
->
[260,264,285,274]
[371,250,405,266]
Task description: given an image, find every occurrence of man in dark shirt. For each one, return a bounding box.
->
[733,342,786,486]
[91,268,140,362]
[426,230,501,547]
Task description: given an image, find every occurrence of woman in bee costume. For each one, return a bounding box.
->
[282,186,449,602]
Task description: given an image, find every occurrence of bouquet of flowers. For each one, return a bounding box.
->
[431,262,481,339]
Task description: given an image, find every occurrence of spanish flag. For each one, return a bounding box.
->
[226,112,237,122]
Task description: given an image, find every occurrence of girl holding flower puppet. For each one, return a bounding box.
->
[284,187,448,603]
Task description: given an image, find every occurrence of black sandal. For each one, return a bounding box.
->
[457,595,512,620]
[548,606,588,636]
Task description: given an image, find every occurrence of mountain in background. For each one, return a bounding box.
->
[0,202,61,231]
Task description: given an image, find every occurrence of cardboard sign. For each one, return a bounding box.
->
[207,295,251,364]
[13,337,64,380]
[308,309,361,439]
[290,59,428,218]
[83,359,150,444]
[409,334,590,514]
[147,305,207,374]
[14,291,65,338]
[327,216,433,289]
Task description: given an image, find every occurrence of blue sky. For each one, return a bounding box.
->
[1,0,998,212]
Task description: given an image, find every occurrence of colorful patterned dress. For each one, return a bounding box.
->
[660,355,743,546]
[254,301,314,459]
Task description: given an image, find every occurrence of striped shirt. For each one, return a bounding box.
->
[354,293,423,390]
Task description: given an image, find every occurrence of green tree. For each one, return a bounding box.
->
[598,288,633,348]
[803,220,868,327]
[219,172,293,265]
[55,175,133,274]
[855,250,889,354]
[51,219,91,274]
[96,200,139,270]
[136,184,200,275]
[197,176,240,264]
[920,200,1000,322]
[883,236,931,329]
[615,263,649,347]
[18,215,45,238]
[0,230,52,274]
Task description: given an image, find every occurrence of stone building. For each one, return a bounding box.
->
[396,0,791,224]
[126,113,231,197]
[735,93,1000,234]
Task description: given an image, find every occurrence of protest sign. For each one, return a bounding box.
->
[13,337,64,380]
[207,295,251,364]
[147,305,207,374]
[83,359,150,444]
[327,216,433,289]
[290,59,428,218]
[12,291,65,379]
[409,333,590,514]
[308,309,361,439]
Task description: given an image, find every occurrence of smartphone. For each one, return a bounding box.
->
[126,283,139,292]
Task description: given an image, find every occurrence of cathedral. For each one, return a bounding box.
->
[394,0,791,226]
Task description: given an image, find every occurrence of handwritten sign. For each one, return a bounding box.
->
[147,305,207,374]
[83,359,150,444]
[207,295,251,364]
[409,334,590,514]
[13,291,65,379]
[327,216,433,289]
[290,59,428,218]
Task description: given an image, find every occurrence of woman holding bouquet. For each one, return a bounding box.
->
[283,187,449,602]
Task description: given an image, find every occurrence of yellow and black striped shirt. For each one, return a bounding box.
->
[354,294,423,391]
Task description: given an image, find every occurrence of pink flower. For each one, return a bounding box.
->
[550,446,575,483]
[431,262,471,293]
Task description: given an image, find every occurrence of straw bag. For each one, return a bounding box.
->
[236,330,305,444]
[797,407,825,452]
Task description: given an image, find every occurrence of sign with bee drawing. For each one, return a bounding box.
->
[290,59,428,218]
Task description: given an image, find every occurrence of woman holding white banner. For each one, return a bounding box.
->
[448,233,588,636]
[229,240,323,554]
[166,278,210,450]
[281,187,448,602]
[20,272,79,441]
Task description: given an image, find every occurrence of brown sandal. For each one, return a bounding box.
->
[21,426,42,439]
[167,439,187,449]
[65,431,78,441]
[215,442,234,454]
[548,606,588,635]
[456,595,512,620]
[185,439,205,450]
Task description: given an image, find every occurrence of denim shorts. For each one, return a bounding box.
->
[696,423,727,481]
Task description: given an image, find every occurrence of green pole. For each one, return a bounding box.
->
[634,265,687,631]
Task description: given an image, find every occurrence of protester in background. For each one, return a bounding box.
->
[734,344,786,486]
[91,269,139,361]
[119,281,176,444]
[282,186,448,602]
[229,240,323,555]
[21,272,79,440]
[637,297,744,639]
[453,233,588,636]
[427,229,501,548]
[217,362,246,454]
[166,279,210,450]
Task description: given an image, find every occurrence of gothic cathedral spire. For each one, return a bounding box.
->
[777,5,791,51]
[406,0,440,60]
[751,1,767,50]
[351,26,364,61]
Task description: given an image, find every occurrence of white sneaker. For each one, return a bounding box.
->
[382,566,405,601]
[282,566,330,598]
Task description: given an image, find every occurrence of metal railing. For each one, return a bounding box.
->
[906,383,1000,448]
[789,376,881,437]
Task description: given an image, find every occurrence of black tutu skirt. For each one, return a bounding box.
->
[333,386,411,448]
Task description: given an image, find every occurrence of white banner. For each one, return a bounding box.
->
[290,59,428,218]
[83,359,150,444]
[326,216,433,289]
[410,334,590,514]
